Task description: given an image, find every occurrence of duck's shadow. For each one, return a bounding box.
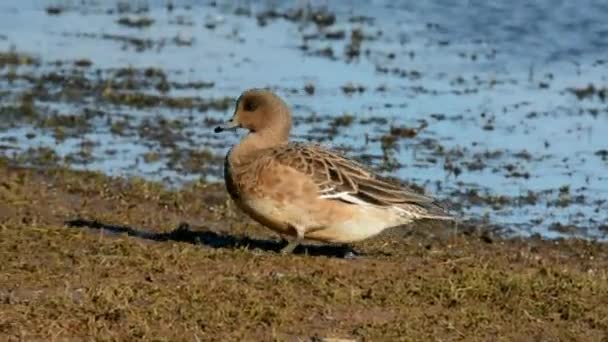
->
[65,219,358,258]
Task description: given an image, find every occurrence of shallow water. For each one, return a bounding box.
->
[1,0,607,239]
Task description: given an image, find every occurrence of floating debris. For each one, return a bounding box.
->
[116,16,154,28]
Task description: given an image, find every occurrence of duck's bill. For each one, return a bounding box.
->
[214,120,240,133]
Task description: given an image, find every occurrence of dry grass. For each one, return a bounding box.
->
[1,159,607,341]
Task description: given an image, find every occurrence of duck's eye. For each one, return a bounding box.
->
[243,98,258,112]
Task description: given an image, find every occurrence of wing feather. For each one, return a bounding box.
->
[268,143,452,218]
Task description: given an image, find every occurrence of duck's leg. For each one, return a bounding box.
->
[280,240,299,254]
[280,226,304,254]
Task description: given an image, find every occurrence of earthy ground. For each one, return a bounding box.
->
[1,158,607,341]
[1,3,608,340]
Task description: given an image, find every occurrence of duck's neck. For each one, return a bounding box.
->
[229,129,289,166]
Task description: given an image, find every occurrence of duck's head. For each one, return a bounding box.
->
[215,89,293,142]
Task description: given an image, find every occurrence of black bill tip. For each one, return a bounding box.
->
[214,126,223,133]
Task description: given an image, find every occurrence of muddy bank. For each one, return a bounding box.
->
[1,160,607,340]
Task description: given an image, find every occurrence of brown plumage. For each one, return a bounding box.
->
[264,143,450,217]
[215,88,454,254]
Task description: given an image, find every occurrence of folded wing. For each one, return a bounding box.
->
[269,143,453,220]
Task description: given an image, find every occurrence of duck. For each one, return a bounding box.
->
[215,88,454,254]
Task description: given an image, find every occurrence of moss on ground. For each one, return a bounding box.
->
[1,160,607,341]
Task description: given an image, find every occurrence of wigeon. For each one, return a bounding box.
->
[215,88,454,254]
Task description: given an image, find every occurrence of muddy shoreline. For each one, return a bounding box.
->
[1,159,607,340]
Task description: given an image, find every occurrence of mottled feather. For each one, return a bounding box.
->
[265,142,452,219]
